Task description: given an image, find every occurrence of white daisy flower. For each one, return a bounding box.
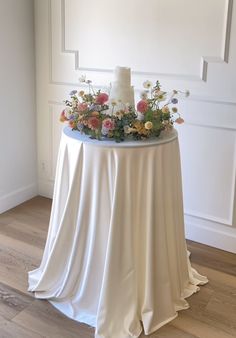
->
[71,99,78,108]
[64,107,72,118]
[140,91,148,99]
[78,75,86,83]
[153,90,166,102]
[143,80,153,89]
[162,106,170,114]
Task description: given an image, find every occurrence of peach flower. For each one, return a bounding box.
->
[78,102,88,112]
[175,117,184,124]
[88,116,101,130]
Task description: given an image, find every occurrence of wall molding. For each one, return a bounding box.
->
[49,0,233,85]
[48,104,54,180]
[187,94,236,106]
[0,184,38,214]
[185,209,233,227]
[201,0,233,81]
[183,124,236,228]
[39,0,236,253]
[183,122,236,132]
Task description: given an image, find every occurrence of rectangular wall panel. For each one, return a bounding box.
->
[178,124,236,225]
[35,0,236,252]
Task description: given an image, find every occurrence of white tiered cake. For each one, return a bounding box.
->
[109,66,135,112]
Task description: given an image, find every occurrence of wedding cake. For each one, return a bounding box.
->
[109,66,135,111]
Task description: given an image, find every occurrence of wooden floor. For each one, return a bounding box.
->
[0,197,236,338]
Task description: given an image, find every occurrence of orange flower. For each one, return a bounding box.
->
[91,111,100,117]
[69,120,76,128]
[60,110,68,122]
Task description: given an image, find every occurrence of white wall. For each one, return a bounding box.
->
[35,0,236,253]
[0,0,37,213]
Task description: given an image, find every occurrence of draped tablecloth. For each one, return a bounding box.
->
[28,127,207,338]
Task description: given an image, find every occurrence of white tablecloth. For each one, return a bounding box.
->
[28,127,207,338]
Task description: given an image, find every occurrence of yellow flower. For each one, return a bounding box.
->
[134,121,143,131]
[114,111,124,120]
[78,90,85,97]
[138,127,148,135]
[111,99,117,106]
[162,106,169,114]
[127,127,136,133]
[133,121,149,135]
[144,121,153,130]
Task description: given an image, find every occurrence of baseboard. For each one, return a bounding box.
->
[185,215,236,254]
[0,183,38,214]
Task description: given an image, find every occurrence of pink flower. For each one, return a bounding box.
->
[137,100,148,113]
[78,102,88,112]
[88,116,101,130]
[175,117,184,124]
[60,110,68,122]
[96,93,109,105]
[102,118,115,130]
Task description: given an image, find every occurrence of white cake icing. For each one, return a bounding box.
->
[109,67,135,111]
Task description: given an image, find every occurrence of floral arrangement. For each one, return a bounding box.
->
[60,77,188,142]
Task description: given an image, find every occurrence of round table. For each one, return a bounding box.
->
[28,127,207,338]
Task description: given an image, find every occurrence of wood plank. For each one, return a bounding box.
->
[0,196,52,232]
[0,319,44,338]
[204,292,236,332]
[191,263,236,293]
[172,314,236,338]
[179,262,236,336]
[13,299,94,338]
[0,282,33,320]
[0,233,43,295]
[0,221,47,248]
[140,324,198,337]
[187,240,236,276]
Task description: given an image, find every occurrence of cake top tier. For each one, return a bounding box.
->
[114,66,131,86]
